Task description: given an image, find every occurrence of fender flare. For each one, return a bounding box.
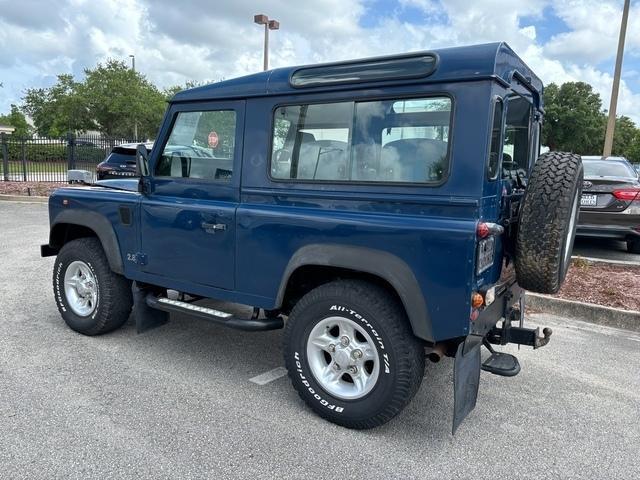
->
[50,210,124,275]
[276,244,433,342]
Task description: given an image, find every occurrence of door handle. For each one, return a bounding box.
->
[201,222,227,232]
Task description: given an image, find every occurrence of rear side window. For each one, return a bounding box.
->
[502,96,532,179]
[156,110,236,181]
[487,98,503,180]
[270,97,452,184]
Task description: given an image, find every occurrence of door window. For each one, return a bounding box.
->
[156,110,236,181]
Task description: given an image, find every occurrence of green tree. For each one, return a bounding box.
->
[542,82,606,154]
[81,59,166,139]
[623,129,640,163]
[163,80,209,101]
[0,104,31,136]
[23,74,92,137]
[611,115,638,157]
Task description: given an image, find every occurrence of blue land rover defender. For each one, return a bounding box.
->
[41,43,583,432]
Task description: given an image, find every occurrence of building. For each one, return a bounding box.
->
[0,124,15,135]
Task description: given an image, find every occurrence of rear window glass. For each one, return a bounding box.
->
[106,151,136,164]
[270,97,451,184]
[583,160,636,178]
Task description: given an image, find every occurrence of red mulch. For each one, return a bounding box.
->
[0,181,66,197]
[554,260,640,311]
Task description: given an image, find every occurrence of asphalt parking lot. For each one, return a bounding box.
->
[573,236,640,263]
[1,201,639,479]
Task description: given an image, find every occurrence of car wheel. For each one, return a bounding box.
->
[627,239,640,254]
[53,237,132,335]
[515,152,583,294]
[283,279,425,429]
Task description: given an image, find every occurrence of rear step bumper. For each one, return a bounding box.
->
[145,295,284,332]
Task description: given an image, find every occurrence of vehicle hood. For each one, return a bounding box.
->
[94,178,139,192]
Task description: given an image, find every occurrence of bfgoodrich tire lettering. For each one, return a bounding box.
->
[515,151,583,294]
[283,280,425,429]
[53,237,132,335]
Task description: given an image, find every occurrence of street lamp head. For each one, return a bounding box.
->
[254,14,268,25]
[268,20,280,30]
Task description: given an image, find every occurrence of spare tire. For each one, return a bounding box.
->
[515,152,583,294]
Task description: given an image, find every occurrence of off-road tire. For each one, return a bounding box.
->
[53,237,132,335]
[283,280,425,429]
[628,239,640,254]
[515,152,583,294]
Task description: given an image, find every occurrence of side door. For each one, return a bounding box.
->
[139,100,245,290]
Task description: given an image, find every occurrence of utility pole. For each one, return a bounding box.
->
[254,14,280,71]
[603,0,630,158]
[129,54,138,140]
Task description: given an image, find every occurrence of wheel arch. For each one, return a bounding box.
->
[276,244,433,342]
[48,210,124,275]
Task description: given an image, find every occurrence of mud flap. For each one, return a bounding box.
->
[452,341,481,434]
[132,281,168,333]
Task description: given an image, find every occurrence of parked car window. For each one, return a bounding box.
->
[583,160,637,178]
[270,97,452,183]
[156,110,236,181]
[487,98,503,180]
[502,95,532,179]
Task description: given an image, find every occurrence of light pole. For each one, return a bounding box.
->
[603,0,630,158]
[254,14,280,71]
[129,54,138,140]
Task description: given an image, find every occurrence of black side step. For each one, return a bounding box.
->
[481,340,521,377]
[145,295,284,332]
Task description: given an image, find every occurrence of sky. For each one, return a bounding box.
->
[0,0,639,122]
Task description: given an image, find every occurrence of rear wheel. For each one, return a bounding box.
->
[53,238,132,335]
[283,280,425,429]
[515,152,583,294]
[628,239,640,254]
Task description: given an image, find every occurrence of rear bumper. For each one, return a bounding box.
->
[577,211,640,240]
[576,224,640,240]
[470,278,522,339]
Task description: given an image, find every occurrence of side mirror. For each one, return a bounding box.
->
[136,144,150,177]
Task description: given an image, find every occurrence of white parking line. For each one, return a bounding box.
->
[249,367,288,385]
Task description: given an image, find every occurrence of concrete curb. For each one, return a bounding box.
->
[527,292,640,333]
[0,194,48,203]
[571,255,639,267]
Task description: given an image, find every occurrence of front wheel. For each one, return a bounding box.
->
[283,280,425,429]
[53,237,132,335]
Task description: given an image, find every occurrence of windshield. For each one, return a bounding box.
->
[583,160,636,178]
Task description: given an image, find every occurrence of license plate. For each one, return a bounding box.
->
[477,236,495,274]
[580,194,597,207]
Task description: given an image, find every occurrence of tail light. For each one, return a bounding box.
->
[612,188,640,201]
[477,222,504,238]
[471,292,484,308]
[476,221,504,275]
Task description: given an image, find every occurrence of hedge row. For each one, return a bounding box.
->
[1,142,109,163]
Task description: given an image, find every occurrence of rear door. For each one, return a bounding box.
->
[140,101,244,290]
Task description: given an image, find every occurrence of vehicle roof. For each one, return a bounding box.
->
[114,142,154,151]
[172,42,543,103]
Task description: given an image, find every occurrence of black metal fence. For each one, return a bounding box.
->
[0,133,139,183]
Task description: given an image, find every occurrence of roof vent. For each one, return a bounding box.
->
[290,54,437,88]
